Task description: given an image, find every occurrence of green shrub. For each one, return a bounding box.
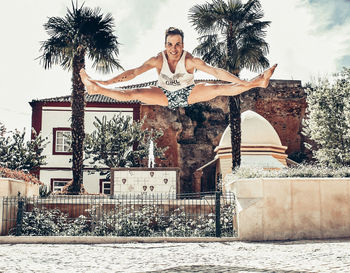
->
[232,164,350,179]
[302,68,350,167]
[11,207,69,236]
[14,203,235,237]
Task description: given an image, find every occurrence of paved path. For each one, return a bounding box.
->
[0,240,350,272]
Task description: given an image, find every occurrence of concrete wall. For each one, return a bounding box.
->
[0,178,40,197]
[39,170,106,194]
[0,178,40,235]
[226,177,350,241]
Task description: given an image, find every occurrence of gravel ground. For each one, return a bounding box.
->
[0,240,350,272]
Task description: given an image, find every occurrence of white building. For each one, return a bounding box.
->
[194,110,288,192]
[215,110,288,179]
[29,94,141,194]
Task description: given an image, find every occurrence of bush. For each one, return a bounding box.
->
[14,203,235,237]
[84,115,167,171]
[12,207,69,236]
[303,68,350,166]
[232,164,350,179]
[0,123,47,172]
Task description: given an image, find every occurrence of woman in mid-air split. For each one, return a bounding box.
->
[80,27,277,110]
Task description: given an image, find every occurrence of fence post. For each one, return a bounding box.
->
[15,193,24,236]
[215,191,221,237]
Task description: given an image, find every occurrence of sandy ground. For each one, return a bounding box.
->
[0,240,350,272]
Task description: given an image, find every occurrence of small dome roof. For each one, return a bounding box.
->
[218,110,282,147]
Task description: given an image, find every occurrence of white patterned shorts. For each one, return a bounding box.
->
[158,84,195,109]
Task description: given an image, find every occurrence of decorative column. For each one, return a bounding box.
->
[193,170,203,193]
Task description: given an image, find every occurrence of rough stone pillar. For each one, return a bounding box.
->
[193,170,203,193]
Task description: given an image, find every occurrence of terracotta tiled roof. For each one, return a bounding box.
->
[30,81,161,104]
[30,94,139,104]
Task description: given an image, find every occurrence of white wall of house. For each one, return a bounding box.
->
[40,170,107,194]
[39,106,134,193]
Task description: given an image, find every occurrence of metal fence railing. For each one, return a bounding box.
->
[0,192,236,237]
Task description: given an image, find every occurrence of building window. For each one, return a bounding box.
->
[50,178,71,192]
[53,128,71,155]
[100,180,111,195]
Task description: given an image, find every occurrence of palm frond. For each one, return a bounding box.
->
[189,1,228,35]
[242,0,262,15]
[39,1,122,73]
[193,35,227,68]
[189,0,270,74]
[238,21,270,38]
[238,44,269,72]
[37,37,73,69]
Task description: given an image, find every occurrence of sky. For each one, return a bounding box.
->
[1,0,350,136]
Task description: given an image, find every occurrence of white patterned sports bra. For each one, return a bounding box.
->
[157,50,195,92]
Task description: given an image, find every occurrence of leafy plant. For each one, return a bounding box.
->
[14,203,235,237]
[232,164,350,178]
[0,123,47,172]
[303,67,350,166]
[84,114,167,172]
[11,207,69,236]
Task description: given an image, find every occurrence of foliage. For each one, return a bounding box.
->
[84,114,167,170]
[90,205,168,236]
[189,0,270,74]
[232,164,350,179]
[14,207,69,236]
[189,0,270,169]
[0,123,47,172]
[38,2,123,193]
[39,185,51,197]
[14,203,235,237]
[11,207,91,236]
[288,151,308,164]
[38,2,122,73]
[303,67,350,166]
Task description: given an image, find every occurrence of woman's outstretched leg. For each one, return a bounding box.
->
[188,64,277,104]
[80,69,168,106]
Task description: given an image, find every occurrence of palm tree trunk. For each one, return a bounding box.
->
[229,96,241,170]
[69,53,85,194]
[227,24,241,171]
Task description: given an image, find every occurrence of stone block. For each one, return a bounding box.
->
[320,180,350,238]
[291,180,321,239]
[233,179,263,199]
[262,179,293,240]
[238,199,264,240]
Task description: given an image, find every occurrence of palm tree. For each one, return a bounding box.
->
[38,2,123,194]
[189,0,270,170]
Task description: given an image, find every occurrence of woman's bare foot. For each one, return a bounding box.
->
[79,69,100,95]
[251,64,278,88]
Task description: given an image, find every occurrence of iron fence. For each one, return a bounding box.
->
[0,192,236,237]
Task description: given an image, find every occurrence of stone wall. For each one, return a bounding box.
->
[227,177,350,241]
[241,80,307,155]
[140,80,306,192]
[141,99,229,192]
